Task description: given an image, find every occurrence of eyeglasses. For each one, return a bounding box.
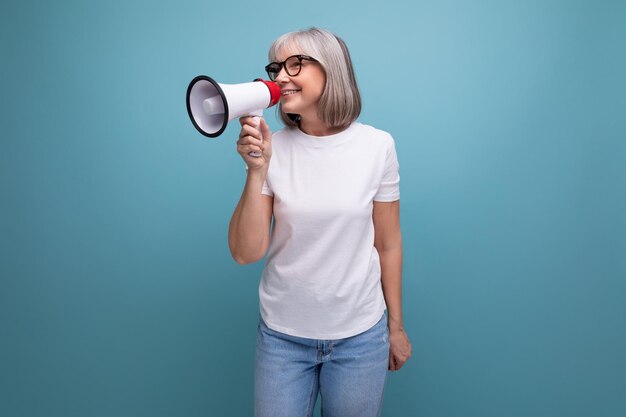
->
[264,55,318,81]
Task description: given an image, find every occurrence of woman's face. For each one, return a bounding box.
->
[274,48,326,122]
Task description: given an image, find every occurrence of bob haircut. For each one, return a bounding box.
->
[268,27,361,129]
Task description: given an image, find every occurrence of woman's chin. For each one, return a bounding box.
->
[281,105,298,115]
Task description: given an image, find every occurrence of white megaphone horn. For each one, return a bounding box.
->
[186,76,280,157]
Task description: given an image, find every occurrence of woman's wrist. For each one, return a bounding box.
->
[387,315,405,332]
[246,164,268,176]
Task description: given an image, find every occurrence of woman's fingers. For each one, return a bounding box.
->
[237,116,271,163]
[259,118,272,143]
[238,122,265,154]
[238,116,257,127]
[239,144,263,155]
[239,122,262,139]
[238,135,264,151]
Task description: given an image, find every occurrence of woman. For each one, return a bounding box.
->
[228,27,411,417]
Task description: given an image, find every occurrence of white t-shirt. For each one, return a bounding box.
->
[259,122,400,339]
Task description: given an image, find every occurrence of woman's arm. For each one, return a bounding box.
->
[228,175,273,264]
[228,117,274,265]
[373,200,412,370]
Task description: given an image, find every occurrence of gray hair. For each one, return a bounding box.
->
[268,27,361,128]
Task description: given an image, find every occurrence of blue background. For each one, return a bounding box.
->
[2,0,625,416]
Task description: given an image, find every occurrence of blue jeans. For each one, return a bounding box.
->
[255,313,389,417]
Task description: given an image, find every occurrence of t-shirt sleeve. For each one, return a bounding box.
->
[245,165,274,196]
[373,137,400,202]
[261,177,273,197]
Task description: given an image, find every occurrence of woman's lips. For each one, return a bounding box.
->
[281,89,301,96]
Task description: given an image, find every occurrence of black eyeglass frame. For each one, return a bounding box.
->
[264,55,318,81]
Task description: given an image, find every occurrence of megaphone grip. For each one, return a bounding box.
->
[248,115,262,158]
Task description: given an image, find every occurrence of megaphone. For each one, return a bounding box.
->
[186,76,280,157]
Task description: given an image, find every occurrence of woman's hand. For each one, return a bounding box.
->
[388,327,412,371]
[237,116,272,172]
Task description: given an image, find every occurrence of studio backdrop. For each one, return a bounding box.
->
[1,0,624,416]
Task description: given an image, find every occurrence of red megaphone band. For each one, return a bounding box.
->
[255,78,281,107]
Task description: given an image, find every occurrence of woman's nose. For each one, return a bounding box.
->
[275,66,289,83]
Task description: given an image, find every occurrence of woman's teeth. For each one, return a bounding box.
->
[282,90,300,96]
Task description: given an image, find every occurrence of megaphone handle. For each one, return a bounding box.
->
[248,109,263,158]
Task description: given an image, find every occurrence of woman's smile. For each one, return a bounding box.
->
[281,89,301,97]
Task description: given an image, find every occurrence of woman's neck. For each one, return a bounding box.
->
[299,116,348,137]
